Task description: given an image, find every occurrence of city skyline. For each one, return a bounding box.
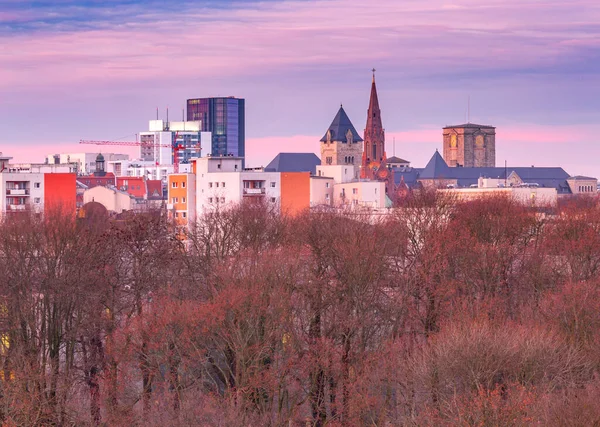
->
[1,0,599,177]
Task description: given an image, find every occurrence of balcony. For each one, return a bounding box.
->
[6,189,29,196]
[7,204,27,211]
[243,188,266,196]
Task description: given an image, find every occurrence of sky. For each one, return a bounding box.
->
[1,0,600,176]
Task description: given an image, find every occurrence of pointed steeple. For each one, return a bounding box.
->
[367,71,382,131]
[361,70,386,178]
[320,106,363,143]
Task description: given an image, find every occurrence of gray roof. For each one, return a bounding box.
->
[443,123,495,129]
[320,106,364,143]
[403,151,573,193]
[265,153,321,175]
[393,167,422,187]
[387,156,410,164]
[420,151,450,179]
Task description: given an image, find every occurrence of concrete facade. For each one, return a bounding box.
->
[83,186,133,214]
[443,124,496,167]
[46,152,129,175]
[333,181,386,208]
[566,176,598,195]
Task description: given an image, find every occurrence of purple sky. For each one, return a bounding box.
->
[1,0,600,177]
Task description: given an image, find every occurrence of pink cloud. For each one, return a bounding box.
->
[1,0,599,91]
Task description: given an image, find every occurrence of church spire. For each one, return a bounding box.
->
[361,70,386,178]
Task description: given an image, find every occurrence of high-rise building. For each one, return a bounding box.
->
[187,97,245,158]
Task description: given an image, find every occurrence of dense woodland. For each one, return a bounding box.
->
[1,193,600,426]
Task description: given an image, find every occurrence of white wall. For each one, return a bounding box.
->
[333,181,386,208]
[83,186,132,213]
[316,165,359,183]
[46,153,129,174]
[0,172,45,217]
[310,176,334,206]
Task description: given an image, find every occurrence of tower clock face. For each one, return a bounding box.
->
[450,134,457,148]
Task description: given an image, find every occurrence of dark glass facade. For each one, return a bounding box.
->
[187,97,245,159]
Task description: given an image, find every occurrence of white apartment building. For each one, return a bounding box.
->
[0,154,76,218]
[194,157,281,213]
[46,152,129,175]
[140,120,210,165]
[333,180,386,208]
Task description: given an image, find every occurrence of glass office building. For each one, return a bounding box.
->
[187,97,245,159]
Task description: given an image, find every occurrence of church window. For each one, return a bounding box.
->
[352,188,358,194]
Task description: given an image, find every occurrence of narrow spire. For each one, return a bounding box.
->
[372,68,376,83]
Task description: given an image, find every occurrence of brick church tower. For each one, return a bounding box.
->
[361,71,387,179]
[361,71,395,197]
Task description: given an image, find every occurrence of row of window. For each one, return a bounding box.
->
[208,182,225,188]
[171,181,187,188]
[174,212,187,218]
[171,197,186,204]
[579,185,595,193]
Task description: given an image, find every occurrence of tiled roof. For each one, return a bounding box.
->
[265,153,321,175]
[320,106,364,143]
[146,180,164,199]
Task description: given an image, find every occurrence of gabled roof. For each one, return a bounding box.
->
[320,106,364,142]
[443,123,495,129]
[420,151,451,179]
[265,153,321,175]
[387,156,410,164]
[146,180,164,199]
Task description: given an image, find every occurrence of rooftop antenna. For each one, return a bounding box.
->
[393,136,396,157]
[166,107,169,124]
[156,107,159,120]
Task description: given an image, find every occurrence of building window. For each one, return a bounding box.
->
[34,182,40,188]
[172,182,178,188]
[326,182,330,188]
[270,182,276,188]
[326,157,332,165]
[172,197,178,203]
[234,165,238,170]
[215,182,219,188]
[182,197,186,203]
[220,197,225,203]
[352,188,358,194]
[325,194,329,200]
[271,197,276,203]
[222,182,225,187]
[208,197,213,203]
[209,182,213,188]
[182,182,186,188]
[182,212,187,218]
[217,164,221,169]
[34,198,41,203]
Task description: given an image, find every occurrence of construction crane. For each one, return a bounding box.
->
[80,133,200,173]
